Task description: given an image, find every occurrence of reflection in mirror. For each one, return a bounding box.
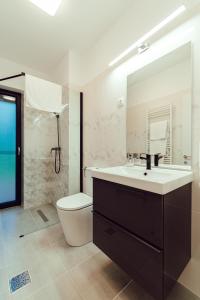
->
[126,43,192,168]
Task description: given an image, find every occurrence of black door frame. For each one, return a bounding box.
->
[0,88,22,209]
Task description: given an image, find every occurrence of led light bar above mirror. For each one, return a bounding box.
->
[109,5,186,67]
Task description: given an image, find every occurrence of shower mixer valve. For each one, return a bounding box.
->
[51,147,61,152]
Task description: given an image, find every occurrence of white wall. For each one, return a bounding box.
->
[68,89,80,195]
[83,15,200,295]
[0,56,53,92]
[83,69,126,170]
[50,52,69,86]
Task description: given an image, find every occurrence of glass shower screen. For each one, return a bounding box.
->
[0,95,17,205]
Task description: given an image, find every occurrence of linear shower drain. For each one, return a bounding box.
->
[37,209,48,222]
[9,271,31,293]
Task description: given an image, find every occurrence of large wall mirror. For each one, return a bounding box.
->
[126,43,192,168]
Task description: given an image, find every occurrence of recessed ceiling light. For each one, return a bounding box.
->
[109,5,186,67]
[30,0,62,16]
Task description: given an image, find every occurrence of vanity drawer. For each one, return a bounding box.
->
[93,178,163,248]
[93,212,163,300]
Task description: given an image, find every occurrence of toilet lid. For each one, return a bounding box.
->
[57,193,92,211]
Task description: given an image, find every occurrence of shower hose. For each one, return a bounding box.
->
[51,114,61,174]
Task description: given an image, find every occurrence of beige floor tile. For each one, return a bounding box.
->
[0,290,11,300]
[33,223,64,249]
[3,235,41,270]
[43,223,64,245]
[38,248,66,280]
[9,291,30,300]
[32,227,99,276]
[0,268,9,295]
[114,281,154,300]
[51,238,98,271]
[179,258,200,297]
[71,252,130,300]
[86,241,101,256]
[31,231,53,258]
[27,272,82,300]
[0,241,7,269]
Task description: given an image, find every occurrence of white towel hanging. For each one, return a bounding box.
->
[150,120,168,140]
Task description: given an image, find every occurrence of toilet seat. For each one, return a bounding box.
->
[57,193,92,211]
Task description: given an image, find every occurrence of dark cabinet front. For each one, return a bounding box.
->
[93,178,163,248]
[93,178,191,300]
[94,212,163,300]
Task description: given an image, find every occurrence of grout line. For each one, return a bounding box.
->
[70,275,86,300]
[24,253,91,300]
[63,247,101,273]
[25,279,51,299]
[112,280,134,300]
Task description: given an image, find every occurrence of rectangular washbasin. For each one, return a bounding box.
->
[91,166,193,194]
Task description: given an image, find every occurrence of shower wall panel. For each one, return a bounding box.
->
[23,106,68,209]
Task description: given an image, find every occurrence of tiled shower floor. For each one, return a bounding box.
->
[0,207,200,300]
[0,204,59,238]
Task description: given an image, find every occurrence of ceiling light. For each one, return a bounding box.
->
[30,0,62,16]
[109,5,186,67]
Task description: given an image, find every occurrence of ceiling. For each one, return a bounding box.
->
[0,0,133,73]
[0,0,199,75]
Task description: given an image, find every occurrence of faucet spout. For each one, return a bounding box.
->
[154,153,163,167]
[140,154,151,170]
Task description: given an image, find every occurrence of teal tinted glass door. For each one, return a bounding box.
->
[0,89,21,208]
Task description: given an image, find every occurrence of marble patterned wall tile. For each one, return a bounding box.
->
[23,105,69,209]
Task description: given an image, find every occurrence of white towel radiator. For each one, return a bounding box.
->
[146,104,172,164]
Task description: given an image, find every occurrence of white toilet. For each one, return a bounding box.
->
[56,168,93,246]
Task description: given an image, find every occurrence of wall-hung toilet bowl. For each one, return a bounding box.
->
[56,193,93,246]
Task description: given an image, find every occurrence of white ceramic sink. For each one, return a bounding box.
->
[91,166,193,195]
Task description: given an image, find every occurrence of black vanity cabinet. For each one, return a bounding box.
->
[93,178,191,300]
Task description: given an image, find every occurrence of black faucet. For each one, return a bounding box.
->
[154,153,163,167]
[140,154,151,170]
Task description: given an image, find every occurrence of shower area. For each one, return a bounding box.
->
[0,73,81,236]
[24,105,68,209]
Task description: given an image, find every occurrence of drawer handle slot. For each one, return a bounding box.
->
[105,228,116,235]
[117,188,144,198]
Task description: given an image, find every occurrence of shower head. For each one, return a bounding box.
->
[32,104,68,126]
[51,103,69,116]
